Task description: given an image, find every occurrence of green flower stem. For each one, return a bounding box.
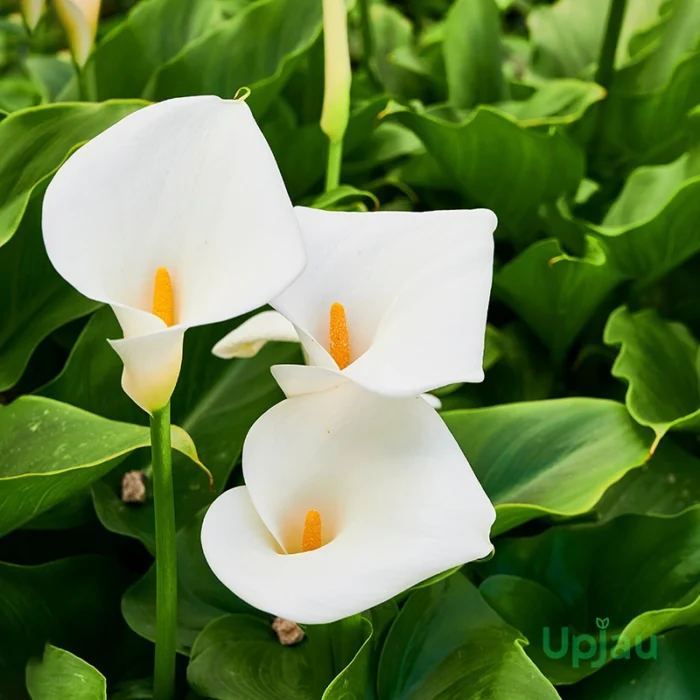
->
[76,63,97,102]
[308,624,334,698]
[151,403,177,700]
[595,0,628,91]
[357,0,379,89]
[325,139,343,192]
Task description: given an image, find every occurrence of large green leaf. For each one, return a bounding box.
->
[0,556,128,697]
[26,646,106,700]
[494,238,623,360]
[0,101,144,248]
[376,573,559,699]
[443,0,506,108]
[391,106,585,244]
[0,395,202,537]
[595,439,700,519]
[566,626,700,699]
[148,0,323,117]
[76,0,217,100]
[187,615,313,699]
[585,151,700,282]
[479,507,700,683]
[186,614,372,700]
[444,398,651,535]
[604,306,700,445]
[0,185,99,392]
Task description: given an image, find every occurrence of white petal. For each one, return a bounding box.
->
[54,0,100,67]
[108,318,185,413]
[43,96,305,326]
[272,207,495,395]
[202,382,495,624]
[271,364,348,398]
[421,393,442,410]
[212,311,300,359]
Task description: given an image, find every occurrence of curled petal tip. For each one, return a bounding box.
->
[108,323,185,414]
[233,86,251,103]
[212,311,300,360]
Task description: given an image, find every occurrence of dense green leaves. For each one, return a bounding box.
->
[2,0,700,697]
[445,398,651,534]
[392,106,584,243]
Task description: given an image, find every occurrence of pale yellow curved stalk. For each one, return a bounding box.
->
[320,0,351,143]
[20,0,45,31]
[55,0,101,67]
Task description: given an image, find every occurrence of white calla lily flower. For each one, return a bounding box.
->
[43,96,305,413]
[202,374,495,624]
[213,206,496,397]
[55,0,101,67]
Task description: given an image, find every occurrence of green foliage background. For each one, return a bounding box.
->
[1,0,700,697]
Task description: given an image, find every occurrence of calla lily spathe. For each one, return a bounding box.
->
[20,0,45,31]
[202,372,495,624]
[213,206,496,397]
[43,96,305,413]
[55,0,101,67]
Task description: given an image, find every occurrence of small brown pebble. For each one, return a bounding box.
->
[272,617,305,646]
[121,470,147,503]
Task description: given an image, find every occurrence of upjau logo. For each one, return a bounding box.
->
[542,617,658,668]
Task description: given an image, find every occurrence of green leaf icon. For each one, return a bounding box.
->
[596,618,610,630]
